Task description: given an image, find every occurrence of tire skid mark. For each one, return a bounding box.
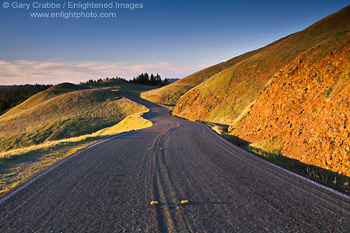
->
[151,126,178,232]
[154,155,177,233]
[177,126,240,225]
[150,123,193,233]
[157,129,193,233]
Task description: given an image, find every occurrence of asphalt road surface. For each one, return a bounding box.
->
[0,93,349,232]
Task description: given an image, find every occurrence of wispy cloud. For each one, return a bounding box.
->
[0,60,206,85]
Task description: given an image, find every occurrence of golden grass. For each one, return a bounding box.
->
[0,112,152,159]
[94,112,152,136]
[0,85,150,151]
[248,136,284,159]
[0,141,94,195]
[228,101,255,131]
[141,85,194,106]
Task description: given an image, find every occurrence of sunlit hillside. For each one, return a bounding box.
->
[233,33,350,176]
[172,6,350,124]
[0,82,150,152]
[141,49,261,106]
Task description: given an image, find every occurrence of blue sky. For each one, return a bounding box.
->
[0,0,349,84]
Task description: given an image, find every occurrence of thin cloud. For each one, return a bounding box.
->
[0,60,207,85]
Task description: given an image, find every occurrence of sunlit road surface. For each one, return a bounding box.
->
[1,93,349,232]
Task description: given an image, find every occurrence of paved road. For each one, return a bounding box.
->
[0,93,349,232]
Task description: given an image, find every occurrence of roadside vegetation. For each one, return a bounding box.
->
[245,138,350,193]
[205,123,350,192]
[0,79,154,195]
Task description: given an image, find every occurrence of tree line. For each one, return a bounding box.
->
[0,84,52,113]
[130,73,170,86]
[79,73,170,87]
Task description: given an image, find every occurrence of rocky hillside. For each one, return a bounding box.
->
[233,35,350,176]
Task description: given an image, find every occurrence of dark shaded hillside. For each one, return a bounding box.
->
[0,84,52,113]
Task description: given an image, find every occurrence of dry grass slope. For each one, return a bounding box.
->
[141,49,260,105]
[0,85,146,151]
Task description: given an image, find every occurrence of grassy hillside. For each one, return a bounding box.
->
[172,5,350,124]
[141,49,261,105]
[0,83,149,151]
[0,81,154,194]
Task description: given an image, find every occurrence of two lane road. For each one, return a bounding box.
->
[1,93,349,232]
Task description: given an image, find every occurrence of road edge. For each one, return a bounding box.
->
[0,131,134,205]
[200,122,350,200]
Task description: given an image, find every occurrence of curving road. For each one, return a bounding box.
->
[0,93,349,232]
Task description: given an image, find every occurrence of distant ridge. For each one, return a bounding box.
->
[166,78,180,84]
